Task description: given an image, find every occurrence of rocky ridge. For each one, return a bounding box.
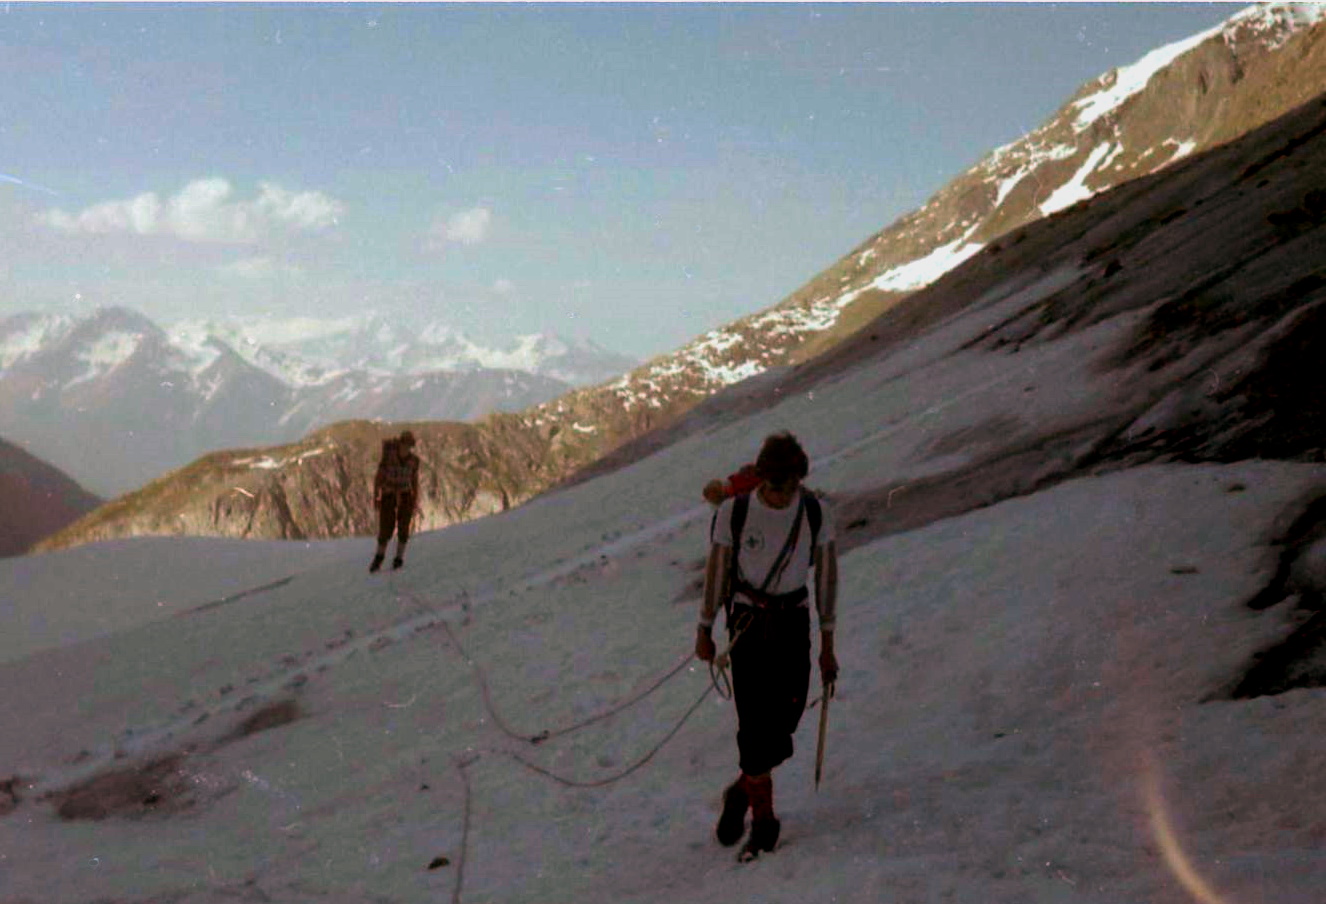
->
[525,3,1326,437]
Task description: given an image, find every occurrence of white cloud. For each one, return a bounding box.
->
[41,178,345,244]
[43,192,163,236]
[255,183,343,230]
[493,278,515,294]
[431,206,493,247]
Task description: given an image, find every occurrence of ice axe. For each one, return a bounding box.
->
[814,679,834,791]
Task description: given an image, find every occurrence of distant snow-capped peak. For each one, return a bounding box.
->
[0,312,73,370]
[1,307,168,387]
[164,312,634,387]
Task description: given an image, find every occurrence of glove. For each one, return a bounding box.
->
[695,626,716,662]
[818,648,839,685]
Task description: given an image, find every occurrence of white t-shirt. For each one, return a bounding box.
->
[712,488,836,600]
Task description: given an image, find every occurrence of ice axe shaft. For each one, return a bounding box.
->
[814,680,834,791]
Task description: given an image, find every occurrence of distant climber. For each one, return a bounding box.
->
[371,430,421,572]
[694,431,840,862]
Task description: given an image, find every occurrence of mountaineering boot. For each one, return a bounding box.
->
[369,552,385,573]
[738,773,779,862]
[715,775,750,846]
[392,556,405,570]
[740,817,781,861]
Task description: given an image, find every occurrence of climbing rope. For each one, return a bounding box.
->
[392,579,741,902]
[706,605,758,700]
[435,617,702,748]
[706,622,746,700]
[527,652,697,746]
[708,659,734,700]
[504,683,715,789]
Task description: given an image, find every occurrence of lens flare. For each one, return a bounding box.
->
[1143,755,1231,904]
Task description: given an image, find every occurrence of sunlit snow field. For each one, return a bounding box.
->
[3,255,1325,904]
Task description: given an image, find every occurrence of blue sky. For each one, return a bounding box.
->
[0,2,1234,357]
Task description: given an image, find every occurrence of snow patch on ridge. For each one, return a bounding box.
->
[65,331,142,389]
[870,235,986,294]
[689,358,763,387]
[0,314,71,370]
[165,324,224,376]
[602,221,990,411]
[979,133,1082,216]
[1229,2,1326,49]
[1166,139,1199,163]
[1071,24,1225,131]
[233,446,330,471]
[1040,142,1121,216]
[1069,2,1325,133]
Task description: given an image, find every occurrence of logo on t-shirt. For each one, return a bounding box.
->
[743,531,765,554]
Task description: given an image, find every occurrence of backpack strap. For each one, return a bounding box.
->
[757,495,805,594]
[731,492,751,548]
[723,493,751,628]
[804,491,822,555]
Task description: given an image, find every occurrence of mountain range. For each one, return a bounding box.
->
[165,313,637,388]
[32,0,1326,553]
[0,310,636,496]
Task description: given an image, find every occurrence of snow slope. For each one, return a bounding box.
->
[0,538,351,663]
[2,245,1324,904]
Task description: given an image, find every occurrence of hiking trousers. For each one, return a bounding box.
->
[728,603,812,776]
[377,492,415,545]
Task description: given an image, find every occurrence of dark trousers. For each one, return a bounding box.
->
[729,604,811,776]
[377,492,415,545]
